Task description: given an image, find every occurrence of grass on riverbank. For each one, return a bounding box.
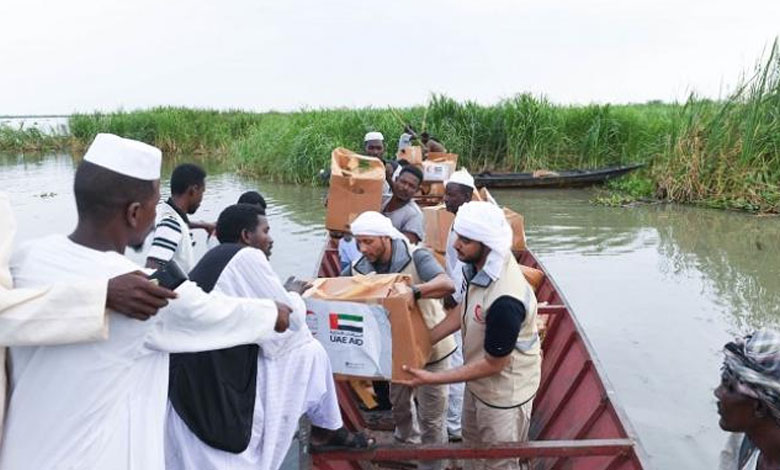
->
[651,42,780,212]
[2,42,778,212]
[0,125,72,152]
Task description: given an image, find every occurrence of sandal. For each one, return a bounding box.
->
[310,427,377,453]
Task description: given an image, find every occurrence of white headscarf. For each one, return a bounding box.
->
[445,169,475,190]
[453,201,512,281]
[350,211,406,241]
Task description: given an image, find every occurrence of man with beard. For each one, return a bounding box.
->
[0,134,291,470]
[166,204,374,470]
[342,211,456,470]
[401,201,541,470]
[382,165,425,244]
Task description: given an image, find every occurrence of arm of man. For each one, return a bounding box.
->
[189,221,216,237]
[412,248,455,299]
[144,281,289,353]
[0,194,175,345]
[400,296,525,387]
[0,273,177,346]
[401,209,425,245]
[145,215,183,269]
[428,306,462,345]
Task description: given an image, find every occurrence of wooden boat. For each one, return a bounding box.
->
[473,163,644,189]
[306,237,648,470]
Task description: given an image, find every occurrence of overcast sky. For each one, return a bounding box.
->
[1,0,778,115]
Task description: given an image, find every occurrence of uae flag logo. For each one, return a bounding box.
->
[329,313,363,333]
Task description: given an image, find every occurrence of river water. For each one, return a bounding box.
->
[2,153,779,470]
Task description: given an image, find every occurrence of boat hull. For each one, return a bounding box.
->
[473,164,644,189]
[309,239,647,470]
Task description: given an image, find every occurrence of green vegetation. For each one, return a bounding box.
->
[2,42,778,212]
[651,42,780,212]
[0,125,72,152]
[69,109,266,156]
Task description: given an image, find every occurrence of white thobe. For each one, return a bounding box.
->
[445,225,465,304]
[165,247,342,470]
[0,192,107,442]
[444,224,465,437]
[0,235,279,470]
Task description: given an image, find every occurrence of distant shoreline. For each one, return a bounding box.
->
[1,74,778,214]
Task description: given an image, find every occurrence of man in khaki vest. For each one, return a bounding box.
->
[0,191,177,440]
[343,211,457,470]
[401,202,541,470]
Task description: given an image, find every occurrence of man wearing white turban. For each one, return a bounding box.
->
[344,211,457,470]
[401,201,541,470]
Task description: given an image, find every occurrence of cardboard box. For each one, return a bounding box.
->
[422,204,454,253]
[427,182,445,196]
[304,274,431,382]
[520,264,544,292]
[326,148,385,232]
[426,152,459,166]
[422,160,456,182]
[397,146,424,167]
[503,207,526,252]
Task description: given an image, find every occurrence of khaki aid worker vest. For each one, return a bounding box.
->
[462,254,541,408]
[350,241,457,364]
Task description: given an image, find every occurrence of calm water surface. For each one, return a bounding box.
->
[2,153,779,470]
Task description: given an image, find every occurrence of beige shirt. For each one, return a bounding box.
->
[0,192,107,440]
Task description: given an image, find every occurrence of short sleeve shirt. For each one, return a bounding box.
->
[382,200,424,242]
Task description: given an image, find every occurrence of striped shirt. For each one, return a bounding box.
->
[146,198,196,272]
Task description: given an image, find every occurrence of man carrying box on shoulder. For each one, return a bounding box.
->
[342,211,456,470]
[400,201,541,470]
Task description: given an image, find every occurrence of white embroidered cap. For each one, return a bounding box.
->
[83,133,162,181]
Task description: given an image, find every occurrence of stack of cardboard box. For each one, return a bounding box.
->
[419,153,458,197]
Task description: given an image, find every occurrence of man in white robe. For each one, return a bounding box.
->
[0,191,177,441]
[166,203,373,470]
[441,169,476,441]
[0,134,290,470]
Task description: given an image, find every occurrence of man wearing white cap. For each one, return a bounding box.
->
[364,131,386,160]
[363,131,396,207]
[0,134,291,470]
[441,169,475,442]
[401,201,541,470]
[0,193,177,441]
[343,211,457,470]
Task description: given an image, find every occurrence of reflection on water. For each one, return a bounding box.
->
[3,155,780,470]
[497,188,780,470]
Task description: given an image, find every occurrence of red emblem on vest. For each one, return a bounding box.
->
[473,304,485,324]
